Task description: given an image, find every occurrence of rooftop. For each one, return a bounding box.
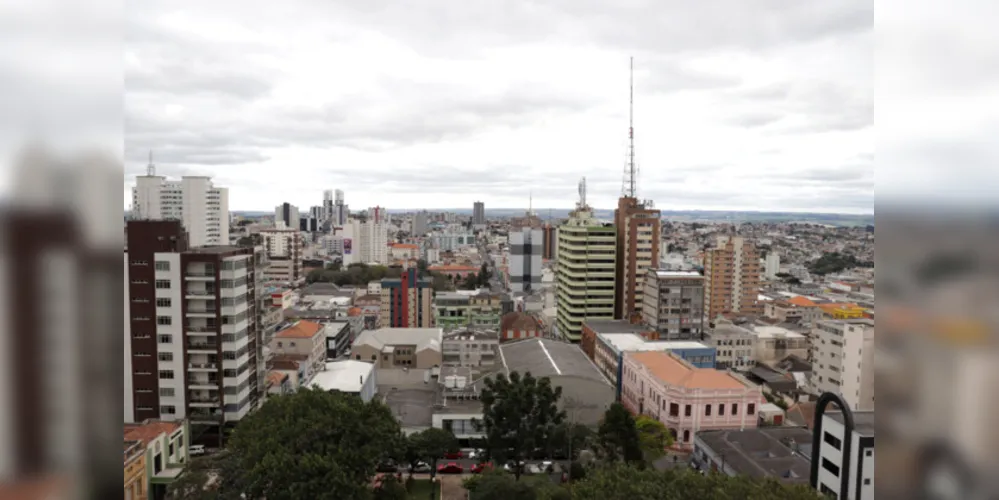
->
[499,311,541,332]
[353,327,443,352]
[123,420,183,446]
[651,270,703,278]
[186,245,248,255]
[311,360,375,393]
[628,351,750,390]
[583,319,653,335]
[499,338,610,385]
[696,427,814,484]
[275,320,324,339]
[601,333,711,353]
[751,325,806,339]
[826,410,875,436]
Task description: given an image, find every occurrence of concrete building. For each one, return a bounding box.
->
[764,252,781,280]
[555,206,616,341]
[324,321,353,359]
[350,327,443,369]
[274,202,300,230]
[269,320,327,385]
[704,316,757,371]
[345,207,389,265]
[311,360,377,402]
[124,438,147,500]
[259,227,303,283]
[434,292,503,332]
[764,297,823,327]
[442,328,500,370]
[693,427,814,485]
[580,319,658,359]
[508,227,543,293]
[412,211,429,236]
[123,419,190,499]
[586,329,716,399]
[326,188,348,226]
[642,269,705,340]
[499,311,543,342]
[541,223,557,261]
[124,220,260,428]
[131,173,229,247]
[752,325,810,368]
[704,235,762,323]
[814,410,874,500]
[811,319,875,411]
[472,201,485,225]
[621,351,764,449]
[613,197,661,322]
[380,267,433,328]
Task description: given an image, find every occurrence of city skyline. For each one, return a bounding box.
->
[124,0,872,214]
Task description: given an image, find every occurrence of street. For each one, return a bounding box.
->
[391,458,570,476]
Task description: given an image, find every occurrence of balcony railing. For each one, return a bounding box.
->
[189,363,218,370]
[188,342,218,350]
[188,379,219,386]
[186,326,218,333]
[189,396,221,404]
[187,309,216,314]
[186,271,215,277]
[185,290,215,296]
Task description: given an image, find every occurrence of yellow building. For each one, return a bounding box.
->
[124,439,147,500]
[820,303,865,319]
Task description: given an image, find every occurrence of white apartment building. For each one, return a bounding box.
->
[811,319,875,411]
[508,227,543,293]
[703,317,756,370]
[274,202,300,230]
[442,329,500,370]
[763,252,781,280]
[815,410,874,500]
[344,207,388,265]
[259,228,303,283]
[132,174,230,247]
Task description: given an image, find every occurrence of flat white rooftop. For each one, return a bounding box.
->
[652,270,702,278]
[311,360,374,393]
[602,333,711,353]
[752,325,805,339]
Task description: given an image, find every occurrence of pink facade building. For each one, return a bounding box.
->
[621,351,765,449]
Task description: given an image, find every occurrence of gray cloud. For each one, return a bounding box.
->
[727,111,785,128]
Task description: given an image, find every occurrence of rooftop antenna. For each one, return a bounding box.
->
[146,150,156,176]
[622,57,637,198]
[578,176,587,209]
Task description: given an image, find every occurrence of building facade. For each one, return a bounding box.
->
[124,440,147,500]
[269,320,327,385]
[541,223,557,261]
[814,409,874,500]
[380,267,433,328]
[641,269,705,340]
[704,235,762,322]
[259,227,303,283]
[811,319,875,411]
[588,331,716,400]
[349,327,443,369]
[472,201,485,225]
[125,220,260,428]
[123,419,190,500]
[555,207,616,341]
[613,197,661,322]
[132,174,230,247]
[434,292,503,332]
[442,329,500,369]
[620,351,764,449]
[274,202,300,230]
[344,207,389,265]
[703,317,756,370]
[508,227,543,293]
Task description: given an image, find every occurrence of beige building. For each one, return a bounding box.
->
[380,268,434,328]
[764,299,823,327]
[703,316,756,371]
[270,320,327,384]
[641,269,705,340]
[811,319,875,411]
[350,327,443,369]
[751,325,810,368]
[614,197,661,322]
[442,329,500,370]
[260,227,303,283]
[704,235,761,323]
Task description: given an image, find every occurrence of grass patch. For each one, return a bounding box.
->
[407,479,438,500]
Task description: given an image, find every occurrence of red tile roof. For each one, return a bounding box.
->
[123,420,182,446]
[275,320,323,339]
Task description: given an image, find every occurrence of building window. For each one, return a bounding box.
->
[669,403,679,417]
[821,458,840,476]
[155,280,172,289]
[864,479,871,485]
[684,405,691,417]
[158,334,172,344]
[731,403,738,415]
[155,261,171,271]
[157,316,172,325]
[865,449,872,457]
[747,403,755,415]
[160,388,175,397]
[158,352,173,362]
[156,298,172,308]
[158,370,174,379]
[705,405,712,416]
[823,432,842,450]
[718,404,725,416]
[160,405,176,414]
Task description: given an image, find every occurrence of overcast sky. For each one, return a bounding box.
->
[124,0,874,213]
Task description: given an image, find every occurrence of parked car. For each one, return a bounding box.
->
[437,462,463,474]
[409,462,431,473]
[376,461,398,473]
[189,445,206,456]
[471,462,493,474]
[503,460,526,473]
[443,450,464,459]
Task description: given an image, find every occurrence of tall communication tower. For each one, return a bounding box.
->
[622,57,638,198]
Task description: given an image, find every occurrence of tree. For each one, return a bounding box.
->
[635,415,672,461]
[416,259,429,277]
[548,422,592,461]
[461,272,480,290]
[372,474,408,500]
[476,371,565,480]
[596,403,643,464]
[570,464,821,500]
[404,427,458,482]
[166,451,239,500]
[463,470,568,500]
[478,262,492,286]
[222,388,403,500]
[235,233,262,248]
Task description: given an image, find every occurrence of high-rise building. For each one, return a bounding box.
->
[132,169,230,247]
[323,189,334,221]
[703,235,762,322]
[555,188,616,342]
[327,189,348,227]
[379,267,433,328]
[541,223,557,261]
[641,269,705,340]
[613,197,661,322]
[259,227,303,283]
[811,319,875,411]
[763,252,781,280]
[412,210,429,236]
[274,202,299,230]
[344,207,388,265]
[124,220,260,429]
[472,201,485,225]
[509,227,543,293]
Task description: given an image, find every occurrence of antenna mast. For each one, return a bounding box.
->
[623,57,637,198]
[147,150,156,176]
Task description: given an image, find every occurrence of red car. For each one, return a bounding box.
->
[443,450,463,459]
[471,462,493,474]
[437,462,463,474]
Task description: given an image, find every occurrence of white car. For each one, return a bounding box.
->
[189,445,206,456]
[409,461,431,473]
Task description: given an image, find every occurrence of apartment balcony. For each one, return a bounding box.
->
[187,341,218,354]
[187,378,219,390]
[186,308,216,318]
[185,290,216,299]
[188,362,218,372]
[186,326,218,336]
[188,409,224,424]
[185,272,215,281]
[189,396,222,408]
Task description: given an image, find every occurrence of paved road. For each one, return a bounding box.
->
[387,458,569,476]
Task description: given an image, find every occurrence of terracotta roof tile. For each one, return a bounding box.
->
[786,296,817,307]
[630,351,748,390]
[500,312,540,332]
[275,320,323,339]
[123,420,182,446]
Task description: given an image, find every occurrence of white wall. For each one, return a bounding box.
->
[155,253,186,420]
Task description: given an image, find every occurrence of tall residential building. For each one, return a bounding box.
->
[412,210,429,236]
[472,201,485,225]
[541,223,557,260]
[509,227,543,293]
[259,227,303,283]
[613,197,661,322]
[132,172,230,247]
[811,319,875,411]
[380,267,433,328]
[344,207,388,265]
[555,205,616,342]
[326,189,348,227]
[124,220,260,430]
[274,202,299,230]
[763,252,781,280]
[323,189,334,221]
[641,269,705,340]
[703,235,762,322]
